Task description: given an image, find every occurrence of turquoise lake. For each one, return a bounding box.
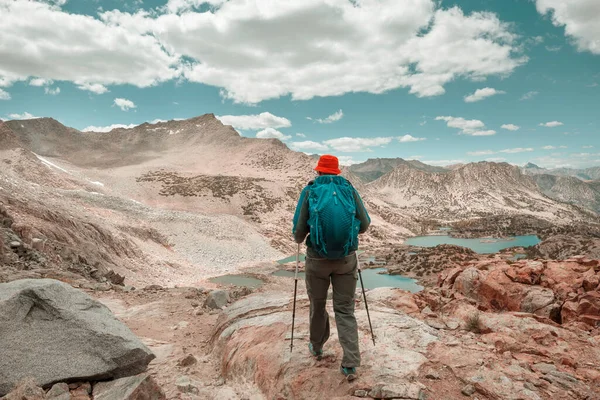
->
[404,235,541,254]
[273,268,423,293]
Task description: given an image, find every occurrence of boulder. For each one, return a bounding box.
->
[2,378,45,400]
[204,290,229,310]
[93,374,166,400]
[520,288,555,316]
[0,279,155,396]
[453,267,479,297]
[46,383,71,400]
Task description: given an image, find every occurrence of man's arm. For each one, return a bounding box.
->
[353,190,371,234]
[292,187,310,243]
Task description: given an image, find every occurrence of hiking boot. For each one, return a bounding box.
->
[308,343,323,360]
[340,366,357,381]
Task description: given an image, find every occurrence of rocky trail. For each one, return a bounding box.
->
[6,253,599,400]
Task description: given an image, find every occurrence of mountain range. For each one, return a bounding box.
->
[522,163,600,181]
[0,115,596,257]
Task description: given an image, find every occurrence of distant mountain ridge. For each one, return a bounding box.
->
[522,162,600,181]
[531,174,600,214]
[368,161,593,222]
[348,158,448,182]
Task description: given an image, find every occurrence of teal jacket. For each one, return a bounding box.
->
[292,176,371,257]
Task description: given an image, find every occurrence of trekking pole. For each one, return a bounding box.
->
[290,243,300,353]
[356,252,376,346]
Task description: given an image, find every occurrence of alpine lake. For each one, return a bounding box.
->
[210,235,541,292]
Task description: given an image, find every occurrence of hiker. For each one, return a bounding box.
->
[292,154,371,380]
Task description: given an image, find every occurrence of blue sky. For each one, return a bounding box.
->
[0,0,598,168]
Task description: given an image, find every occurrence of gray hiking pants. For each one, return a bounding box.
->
[305,252,360,368]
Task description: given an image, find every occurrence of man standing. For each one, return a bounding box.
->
[292,154,371,381]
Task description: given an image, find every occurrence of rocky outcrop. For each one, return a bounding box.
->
[437,257,600,328]
[212,292,438,400]
[528,234,600,260]
[0,279,155,396]
[93,374,165,400]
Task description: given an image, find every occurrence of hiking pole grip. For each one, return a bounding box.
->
[290,243,300,353]
[356,252,376,346]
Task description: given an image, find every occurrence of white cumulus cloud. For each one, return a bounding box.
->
[83,124,138,132]
[114,98,136,111]
[296,133,306,138]
[289,141,329,152]
[398,135,426,142]
[29,78,53,87]
[255,128,291,141]
[77,83,109,94]
[485,157,507,162]
[535,0,600,54]
[310,110,344,124]
[467,150,495,156]
[104,1,525,104]
[520,91,539,100]
[436,116,496,136]
[44,87,60,95]
[539,121,564,127]
[338,156,361,166]
[499,147,534,154]
[423,159,464,166]
[7,112,40,120]
[217,112,291,130]
[0,1,180,90]
[464,87,505,103]
[0,88,10,100]
[501,124,520,131]
[323,137,393,153]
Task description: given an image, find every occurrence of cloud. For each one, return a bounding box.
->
[435,116,496,136]
[7,112,39,120]
[469,147,534,156]
[501,124,520,131]
[0,1,180,91]
[499,147,534,154]
[583,145,594,149]
[398,135,426,142]
[542,145,568,150]
[311,110,344,124]
[163,0,226,14]
[485,157,507,162]
[338,156,361,166]
[44,87,60,95]
[77,83,109,94]
[535,0,600,54]
[29,78,53,87]
[467,150,495,156]
[539,121,564,127]
[296,133,306,138]
[423,159,464,166]
[217,112,291,130]
[1,0,528,104]
[323,137,393,153]
[520,91,539,100]
[83,124,137,132]
[106,1,525,104]
[114,98,136,111]
[464,87,506,103]
[0,88,10,100]
[255,128,291,141]
[545,45,562,52]
[289,141,330,152]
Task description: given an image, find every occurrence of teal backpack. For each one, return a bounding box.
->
[306,175,360,259]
